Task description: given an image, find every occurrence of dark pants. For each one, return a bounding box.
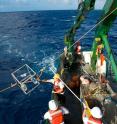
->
[52,93,66,105]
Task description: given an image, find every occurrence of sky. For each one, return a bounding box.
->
[0,0,106,12]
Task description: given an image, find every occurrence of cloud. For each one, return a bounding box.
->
[63,0,71,4]
[48,0,71,5]
[95,0,106,9]
[0,5,5,9]
[16,0,27,3]
[0,0,77,11]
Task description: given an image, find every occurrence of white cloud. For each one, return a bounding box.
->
[16,0,27,3]
[48,0,57,4]
[63,0,71,4]
[0,0,77,11]
[95,0,106,9]
[48,0,71,5]
[0,5,5,9]
[15,0,40,4]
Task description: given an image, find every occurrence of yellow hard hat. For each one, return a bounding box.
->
[53,73,60,79]
[95,37,101,42]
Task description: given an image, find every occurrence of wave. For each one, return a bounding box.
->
[37,55,57,73]
[72,16,76,18]
[60,19,71,22]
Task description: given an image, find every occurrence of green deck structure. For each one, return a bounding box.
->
[91,0,117,80]
[64,0,117,81]
[64,0,96,52]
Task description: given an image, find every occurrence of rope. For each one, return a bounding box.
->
[0,83,17,93]
[50,68,86,107]
[50,7,117,65]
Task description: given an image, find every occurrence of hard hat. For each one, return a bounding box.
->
[53,73,60,79]
[95,37,101,42]
[91,107,103,119]
[78,45,81,50]
[64,46,67,52]
[49,100,58,111]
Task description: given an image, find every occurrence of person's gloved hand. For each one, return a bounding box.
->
[83,117,88,123]
[52,90,55,93]
[83,103,87,109]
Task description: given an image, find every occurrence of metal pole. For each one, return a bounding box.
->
[102,35,117,81]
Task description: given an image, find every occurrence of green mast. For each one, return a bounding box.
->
[91,0,117,81]
[64,0,96,52]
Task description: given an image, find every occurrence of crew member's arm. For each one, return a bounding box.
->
[82,108,88,123]
[52,81,64,94]
[61,106,69,115]
[40,79,54,83]
[44,112,52,120]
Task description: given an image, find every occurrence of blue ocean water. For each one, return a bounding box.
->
[0,10,117,124]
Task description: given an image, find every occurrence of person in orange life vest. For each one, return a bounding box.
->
[50,74,64,94]
[40,73,64,94]
[44,100,69,124]
[41,74,65,103]
[96,54,106,82]
[82,106,103,124]
[96,44,104,57]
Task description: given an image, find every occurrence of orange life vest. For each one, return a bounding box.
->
[54,81,63,94]
[88,116,102,124]
[49,109,63,124]
[100,54,105,66]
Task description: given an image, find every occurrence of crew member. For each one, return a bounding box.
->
[67,73,80,94]
[44,100,69,124]
[75,41,81,55]
[41,73,65,104]
[96,54,106,82]
[80,75,116,104]
[82,106,103,124]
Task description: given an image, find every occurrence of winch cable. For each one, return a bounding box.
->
[0,83,17,93]
[50,7,117,65]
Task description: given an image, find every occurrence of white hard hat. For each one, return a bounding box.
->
[78,45,81,50]
[91,107,103,119]
[64,46,67,51]
[49,100,58,111]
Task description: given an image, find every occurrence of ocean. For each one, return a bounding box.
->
[0,10,117,124]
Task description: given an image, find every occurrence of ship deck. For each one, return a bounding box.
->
[63,88,83,124]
